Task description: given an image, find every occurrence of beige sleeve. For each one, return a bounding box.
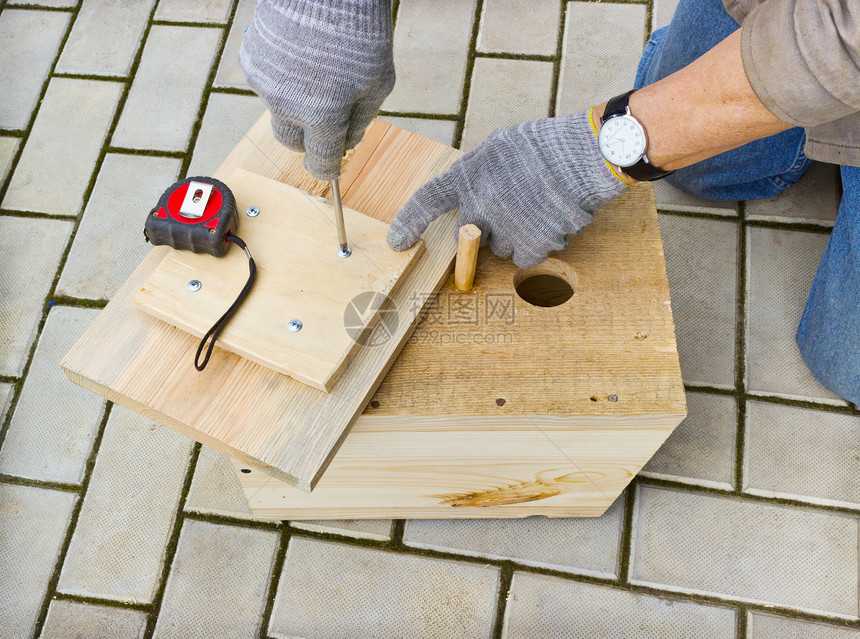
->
[740,0,860,128]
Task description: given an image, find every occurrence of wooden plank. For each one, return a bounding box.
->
[62,112,686,515]
[134,169,424,392]
[62,115,462,492]
[231,417,677,520]
[227,184,688,519]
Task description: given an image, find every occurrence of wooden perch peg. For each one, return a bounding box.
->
[454,224,481,290]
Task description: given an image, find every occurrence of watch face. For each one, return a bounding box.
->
[598,114,646,168]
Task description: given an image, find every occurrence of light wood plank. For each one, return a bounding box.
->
[227,183,688,519]
[231,418,679,519]
[134,169,424,391]
[62,116,462,492]
[62,113,686,516]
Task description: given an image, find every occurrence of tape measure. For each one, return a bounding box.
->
[144,176,256,371]
[145,176,239,256]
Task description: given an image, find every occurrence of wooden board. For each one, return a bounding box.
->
[63,112,686,515]
[134,169,424,392]
[62,114,462,492]
[228,183,688,519]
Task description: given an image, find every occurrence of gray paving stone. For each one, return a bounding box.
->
[384,0,477,115]
[404,495,624,578]
[502,572,736,639]
[746,227,843,403]
[461,58,553,151]
[630,485,859,617]
[652,0,681,32]
[214,0,254,89]
[41,600,148,639]
[746,162,841,226]
[187,92,264,176]
[3,78,122,215]
[379,116,456,146]
[658,214,738,388]
[291,519,393,541]
[155,0,234,23]
[56,0,155,76]
[269,537,499,639]
[154,519,279,639]
[0,484,77,639]
[112,25,221,151]
[556,2,646,115]
[748,611,860,639]
[641,391,736,489]
[58,406,193,604]
[185,446,254,520]
[0,216,71,375]
[653,180,738,216]
[0,136,20,183]
[476,0,559,56]
[744,400,860,508]
[0,9,69,130]
[57,154,181,300]
[0,307,105,484]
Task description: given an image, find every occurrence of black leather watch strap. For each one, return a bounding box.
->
[601,90,635,124]
[624,158,673,182]
[600,90,673,182]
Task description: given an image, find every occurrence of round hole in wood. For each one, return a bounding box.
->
[513,259,576,308]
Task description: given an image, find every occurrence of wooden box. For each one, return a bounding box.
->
[231,179,687,519]
[63,114,685,517]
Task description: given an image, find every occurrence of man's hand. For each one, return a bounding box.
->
[240,0,394,180]
[388,109,629,269]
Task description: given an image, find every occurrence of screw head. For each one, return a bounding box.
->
[608,394,618,402]
[287,319,303,332]
[186,280,202,292]
[246,206,260,217]
[337,247,352,258]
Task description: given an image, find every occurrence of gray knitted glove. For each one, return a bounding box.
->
[239,0,394,180]
[388,109,629,268]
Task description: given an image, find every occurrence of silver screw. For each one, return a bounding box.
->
[287,319,303,332]
[608,394,618,402]
[187,280,202,292]
[246,206,260,217]
[337,246,352,258]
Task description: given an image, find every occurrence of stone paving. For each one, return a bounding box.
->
[0,1,858,637]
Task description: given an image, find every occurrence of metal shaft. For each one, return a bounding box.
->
[330,179,350,257]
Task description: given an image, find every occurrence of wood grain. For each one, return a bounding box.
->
[231,417,678,519]
[134,169,424,391]
[228,183,688,519]
[62,115,462,492]
[62,112,686,515]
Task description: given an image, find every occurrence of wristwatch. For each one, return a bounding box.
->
[598,90,672,182]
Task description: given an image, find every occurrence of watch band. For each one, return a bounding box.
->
[601,90,673,182]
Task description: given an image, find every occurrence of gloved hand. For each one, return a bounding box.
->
[388,108,630,268]
[239,0,395,180]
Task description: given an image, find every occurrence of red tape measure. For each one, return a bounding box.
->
[143,176,255,371]
[144,176,238,257]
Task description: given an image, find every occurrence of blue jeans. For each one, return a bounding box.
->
[635,0,860,404]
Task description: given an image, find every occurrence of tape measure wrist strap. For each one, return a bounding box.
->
[194,232,257,371]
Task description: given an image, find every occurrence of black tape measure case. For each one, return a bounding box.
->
[145,176,238,256]
[143,176,256,371]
